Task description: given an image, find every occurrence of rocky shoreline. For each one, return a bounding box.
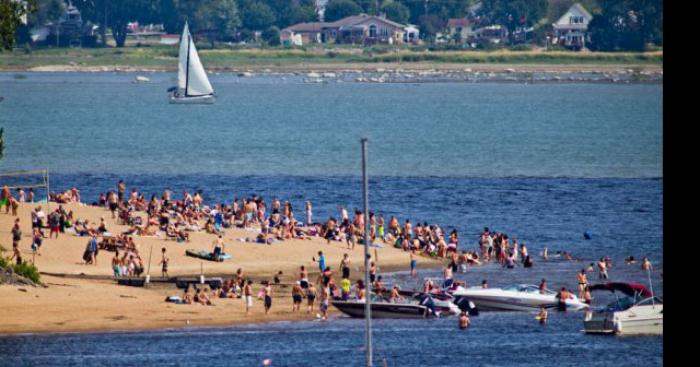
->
[6,64,663,84]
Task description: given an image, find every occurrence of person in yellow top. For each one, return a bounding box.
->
[340,277,351,300]
[577,269,588,299]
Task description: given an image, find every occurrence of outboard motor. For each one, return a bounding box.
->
[454,296,479,316]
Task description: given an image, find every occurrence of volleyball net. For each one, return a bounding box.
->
[0,169,50,207]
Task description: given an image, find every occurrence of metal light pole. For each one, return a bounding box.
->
[361,138,373,367]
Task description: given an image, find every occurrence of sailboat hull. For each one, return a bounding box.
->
[169,92,216,104]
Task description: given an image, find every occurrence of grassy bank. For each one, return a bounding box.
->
[0,46,663,71]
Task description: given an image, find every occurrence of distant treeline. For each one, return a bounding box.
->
[13,0,662,51]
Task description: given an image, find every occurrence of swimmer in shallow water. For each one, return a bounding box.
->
[459,312,470,329]
[537,306,548,324]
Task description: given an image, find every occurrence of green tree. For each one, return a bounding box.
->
[587,0,662,51]
[75,0,158,47]
[292,0,319,24]
[193,0,241,45]
[324,0,362,22]
[240,0,276,31]
[480,0,548,43]
[261,25,280,45]
[0,0,36,50]
[382,1,410,24]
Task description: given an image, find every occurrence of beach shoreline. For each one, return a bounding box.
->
[0,202,445,335]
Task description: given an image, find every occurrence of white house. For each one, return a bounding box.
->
[552,3,593,50]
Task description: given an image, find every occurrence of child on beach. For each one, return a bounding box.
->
[160,247,169,277]
[32,227,43,256]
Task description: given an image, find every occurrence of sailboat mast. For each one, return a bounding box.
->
[185,32,191,97]
[361,138,373,367]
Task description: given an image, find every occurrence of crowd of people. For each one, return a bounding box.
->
[2,179,658,326]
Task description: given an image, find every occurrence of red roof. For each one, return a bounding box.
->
[589,283,653,298]
[447,18,472,27]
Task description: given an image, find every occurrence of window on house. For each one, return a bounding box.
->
[369,24,377,38]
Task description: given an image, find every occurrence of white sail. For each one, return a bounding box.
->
[177,23,189,91]
[177,22,214,96]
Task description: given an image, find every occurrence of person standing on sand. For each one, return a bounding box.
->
[0,185,11,214]
[263,282,273,315]
[340,253,351,279]
[244,280,254,314]
[117,180,125,203]
[160,247,170,278]
[10,242,22,265]
[378,214,385,243]
[319,285,330,320]
[306,283,317,313]
[292,281,304,312]
[11,218,21,248]
[108,191,118,219]
[32,227,43,256]
[305,201,312,226]
[314,251,326,273]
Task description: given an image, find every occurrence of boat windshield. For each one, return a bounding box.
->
[503,284,549,294]
[604,296,635,312]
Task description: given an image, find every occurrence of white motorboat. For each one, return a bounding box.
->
[450,284,589,312]
[169,22,215,104]
[583,282,662,336]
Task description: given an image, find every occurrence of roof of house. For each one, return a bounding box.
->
[282,22,327,33]
[325,14,406,29]
[447,18,472,27]
[554,3,593,25]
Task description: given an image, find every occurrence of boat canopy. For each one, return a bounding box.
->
[589,282,653,298]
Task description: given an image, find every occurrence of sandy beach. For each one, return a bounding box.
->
[0,202,443,334]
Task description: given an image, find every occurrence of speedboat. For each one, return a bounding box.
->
[583,282,662,335]
[332,294,431,319]
[450,284,589,311]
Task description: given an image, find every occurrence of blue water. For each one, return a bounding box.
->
[0,72,662,366]
[1,72,661,177]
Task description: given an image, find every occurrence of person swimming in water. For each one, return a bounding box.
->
[459,312,470,329]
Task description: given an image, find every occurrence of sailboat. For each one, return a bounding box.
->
[169,22,215,104]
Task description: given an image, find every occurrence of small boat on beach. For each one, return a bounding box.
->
[169,22,215,104]
[450,284,589,312]
[583,282,662,336]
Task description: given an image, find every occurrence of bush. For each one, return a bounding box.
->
[261,26,281,46]
[12,261,41,284]
[509,44,535,51]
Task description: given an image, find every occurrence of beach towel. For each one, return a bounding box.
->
[185,249,231,262]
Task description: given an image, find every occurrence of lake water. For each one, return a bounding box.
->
[0,72,662,366]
